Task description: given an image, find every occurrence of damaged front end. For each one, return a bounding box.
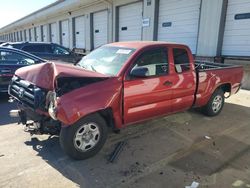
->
[8,62,109,135]
[9,76,61,135]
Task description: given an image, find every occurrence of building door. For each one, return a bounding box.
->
[93,10,108,49]
[118,2,143,41]
[75,16,86,49]
[61,20,70,48]
[42,25,48,42]
[222,0,250,56]
[157,0,201,54]
[35,26,42,42]
[50,23,57,43]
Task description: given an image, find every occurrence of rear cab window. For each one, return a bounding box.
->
[173,48,191,73]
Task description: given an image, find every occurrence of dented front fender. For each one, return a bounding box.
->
[56,77,123,128]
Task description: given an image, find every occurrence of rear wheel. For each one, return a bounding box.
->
[202,89,225,116]
[60,114,108,160]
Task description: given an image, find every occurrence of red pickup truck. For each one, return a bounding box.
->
[9,41,243,160]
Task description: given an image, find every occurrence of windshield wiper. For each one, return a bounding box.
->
[90,65,97,72]
[77,64,97,72]
[77,64,87,69]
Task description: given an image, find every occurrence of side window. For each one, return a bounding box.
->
[22,45,46,53]
[45,45,53,54]
[173,48,190,73]
[0,50,35,65]
[52,45,70,55]
[131,48,168,77]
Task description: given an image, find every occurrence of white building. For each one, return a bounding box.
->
[0,0,250,89]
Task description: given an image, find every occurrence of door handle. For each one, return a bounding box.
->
[163,81,173,86]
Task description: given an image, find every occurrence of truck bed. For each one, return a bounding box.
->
[194,61,243,107]
[195,61,241,71]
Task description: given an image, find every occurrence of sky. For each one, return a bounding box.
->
[0,0,57,28]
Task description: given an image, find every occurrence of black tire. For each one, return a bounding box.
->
[60,113,108,160]
[202,89,225,117]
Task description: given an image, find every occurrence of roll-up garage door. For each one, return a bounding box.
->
[16,32,19,41]
[61,20,70,48]
[23,30,26,41]
[32,28,36,41]
[50,23,57,43]
[21,30,24,41]
[28,30,30,41]
[118,2,143,41]
[17,32,20,41]
[158,0,201,54]
[75,16,86,48]
[20,31,23,41]
[42,25,48,42]
[93,10,108,49]
[14,32,16,42]
[35,26,42,42]
[14,32,16,41]
[222,0,250,56]
[29,29,32,41]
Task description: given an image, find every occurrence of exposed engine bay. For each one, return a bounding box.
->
[9,74,108,135]
[56,76,107,96]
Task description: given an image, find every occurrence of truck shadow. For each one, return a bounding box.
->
[169,135,250,176]
[23,102,250,187]
[0,93,18,126]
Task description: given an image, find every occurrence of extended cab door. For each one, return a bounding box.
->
[123,47,176,124]
[170,47,196,113]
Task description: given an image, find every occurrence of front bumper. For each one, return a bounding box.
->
[8,76,47,110]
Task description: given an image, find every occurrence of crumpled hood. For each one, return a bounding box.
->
[15,62,109,90]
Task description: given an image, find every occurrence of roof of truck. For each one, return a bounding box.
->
[106,41,187,49]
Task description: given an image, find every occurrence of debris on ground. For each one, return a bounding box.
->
[232,180,245,187]
[120,162,146,177]
[204,136,211,140]
[108,141,127,163]
[185,181,199,188]
[0,154,4,157]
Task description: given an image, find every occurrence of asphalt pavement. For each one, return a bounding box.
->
[0,90,249,188]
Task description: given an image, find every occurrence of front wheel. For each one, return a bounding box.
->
[202,89,225,117]
[60,114,108,160]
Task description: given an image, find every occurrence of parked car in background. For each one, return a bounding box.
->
[0,42,82,64]
[0,47,45,92]
[8,41,243,160]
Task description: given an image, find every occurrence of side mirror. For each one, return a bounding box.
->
[130,67,149,78]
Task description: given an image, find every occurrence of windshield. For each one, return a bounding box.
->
[77,46,135,76]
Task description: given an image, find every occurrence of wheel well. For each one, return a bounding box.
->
[219,83,231,93]
[96,108,115,129]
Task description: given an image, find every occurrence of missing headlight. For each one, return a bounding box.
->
[46,91,58,120]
